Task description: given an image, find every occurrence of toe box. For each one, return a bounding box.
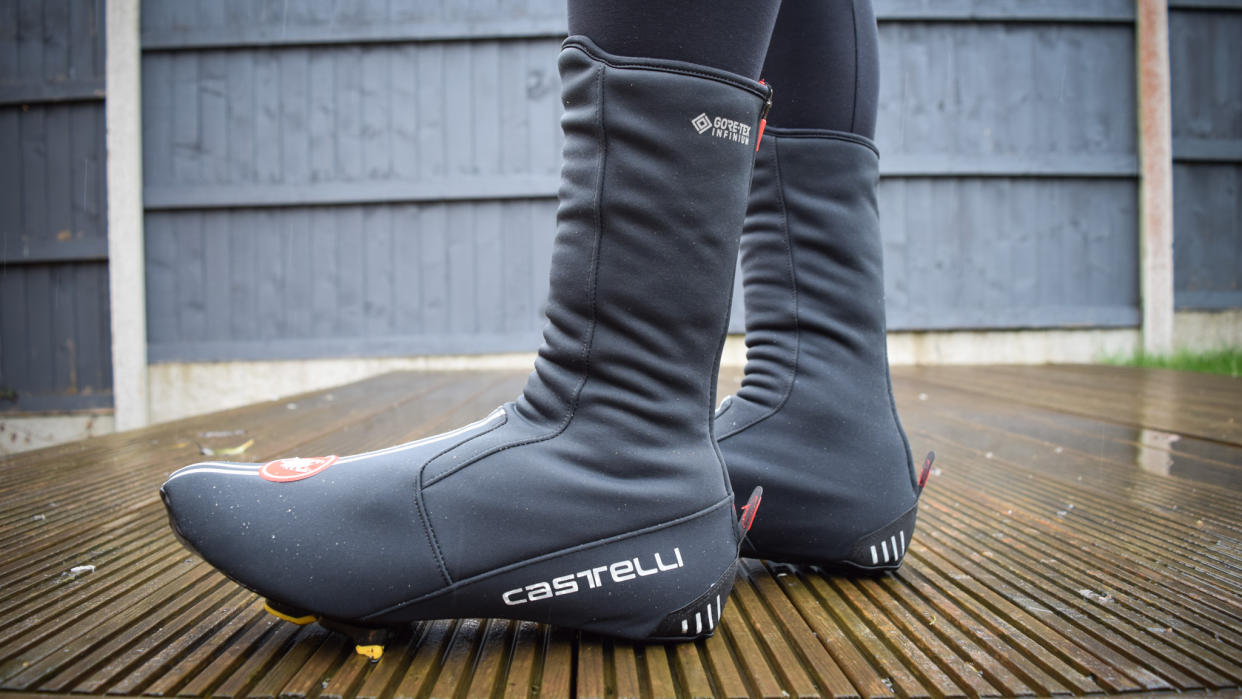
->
[160,455,445,620]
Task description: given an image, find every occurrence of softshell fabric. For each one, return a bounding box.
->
[716,129,925,571]
[161,36,771,640]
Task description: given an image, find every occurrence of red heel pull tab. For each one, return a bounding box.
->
[738,486,763,535]
[756,80,772,152]
[917,451,936,491]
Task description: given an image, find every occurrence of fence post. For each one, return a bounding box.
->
[106,0,150,429]
[1136,0,1174,355]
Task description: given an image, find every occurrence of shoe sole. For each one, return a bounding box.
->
[181,498,742,659]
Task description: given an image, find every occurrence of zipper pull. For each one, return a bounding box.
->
[756,81,773,152]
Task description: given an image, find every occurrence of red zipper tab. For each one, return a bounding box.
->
[756,81,773,152]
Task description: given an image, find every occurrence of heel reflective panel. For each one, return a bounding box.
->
[869,530,907,566]
[680,595,724,635]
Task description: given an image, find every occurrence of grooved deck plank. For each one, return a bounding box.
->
[1,366,1239,698]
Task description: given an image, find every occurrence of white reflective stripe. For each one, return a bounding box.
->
[164,467,262,482]
[891,536,899,559]
[681,619,689,634]
[881,540,890,562]
[165,410,505,484]
[695,613,702,635]
[716,595,722,621]
[871,545,879,565]
[167,461,259,479]
[707,602,714,629]
[169,409,505,480]
[337,408,505,464]
[899,530,906,554]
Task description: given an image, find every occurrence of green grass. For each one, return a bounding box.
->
[1101,348,1242,378]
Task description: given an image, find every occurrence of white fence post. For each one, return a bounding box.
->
[106,0,150,429]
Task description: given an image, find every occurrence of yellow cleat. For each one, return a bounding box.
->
[263,601,317,626]
[355,644,384,661]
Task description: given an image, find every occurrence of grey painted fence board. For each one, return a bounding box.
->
[1169,8,1242,310]
[146,333,548,364]
[142,152,1144,211]
[1173,163,1240,309]
[0,392,113,413]
[874,0,1135,22]
[0,0,104,88]
[141,39,563,187]
[136,5,1189,362]
[143,176,563,210]
[0,80,104,105]
[1,0,111,410]
[1169,0,1242,9]
[1174,138,1242,163]
[0,2,13,78]
[1176,291,1242,309]
[143,173,1142,360]
[878,177,1139,335]
[876,23,1137,163]
[140,0,569,51]
[145,201,559,354]
[2,101,107,258]
[1,238,108,264]
[0,262,112,408]
[0,266,28,394]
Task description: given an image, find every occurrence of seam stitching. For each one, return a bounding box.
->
[421,411,509,487]
[562,38,769,100]
[422,54,609,483]
[719,135,800,440]
[850,0,860,135]
[414,59,607,579]
[413,488,452,586]
[762,127,879,155]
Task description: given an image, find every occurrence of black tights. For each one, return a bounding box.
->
[566,0,879,138]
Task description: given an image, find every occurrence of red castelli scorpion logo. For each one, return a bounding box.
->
[259,455,339,483]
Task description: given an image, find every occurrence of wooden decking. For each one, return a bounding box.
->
[1,365,1240,698]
